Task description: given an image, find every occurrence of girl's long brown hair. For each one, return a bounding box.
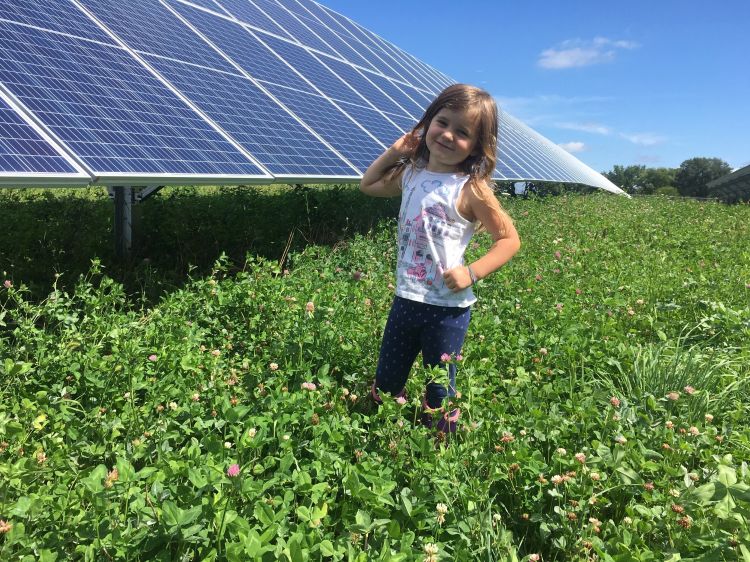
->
[391,84,511,235]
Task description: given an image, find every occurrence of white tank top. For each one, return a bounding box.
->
[395,166,477,307]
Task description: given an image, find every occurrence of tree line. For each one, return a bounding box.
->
[602,157,733,198]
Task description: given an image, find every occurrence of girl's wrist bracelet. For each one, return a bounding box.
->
[467,265,478,285]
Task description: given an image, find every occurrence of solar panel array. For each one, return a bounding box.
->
[0,0,622,193]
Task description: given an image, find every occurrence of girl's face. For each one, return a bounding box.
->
[424,107,479,173]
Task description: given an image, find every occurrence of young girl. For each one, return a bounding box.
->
[360,84,521,433]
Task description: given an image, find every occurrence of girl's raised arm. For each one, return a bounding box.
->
[360,133,418,197]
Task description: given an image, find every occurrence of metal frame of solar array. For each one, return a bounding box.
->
[0,0,621,194]
[707,164,750,203]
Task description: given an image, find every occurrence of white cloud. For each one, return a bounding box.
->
[555,121,612,135]
[620,132,666,146]
[635,154,662,164]
[559,141,586,153]
[494,95,615,123]
[538,37,639,69]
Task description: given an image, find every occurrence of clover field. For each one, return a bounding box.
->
[1,190,749,561]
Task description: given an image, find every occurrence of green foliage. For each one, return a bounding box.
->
[0,184,399,301]
[602,165,679,195]
[675,157,733,198]
[604,164,648,194]
[642,168,678,195]
[654,186,680,197]
[1,192,749,560]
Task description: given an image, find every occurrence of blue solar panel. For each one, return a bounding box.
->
[171,1,316,94]
[408,88,437,106]
[389,82,434,114]
[315,54,413,118]
[262,84,385,172]
[0,0,114,43]
[180,0,226,11]
[383,113,417,137]
[315,5,401,81]
[274,0,379,73]
[0,93,79,175]
[382,41,454,94]
[0,0,622,192]
[146,55,357,176]
[337,102,405,146]
[78,0,237,73]
[259,34,369,107]
[406,55,452,92]
[212,0,297,41]
[0,20,264,176]
[498,112,597,185]
[359,29,436,93]
[249,0,337,56]
[362,70,427,117]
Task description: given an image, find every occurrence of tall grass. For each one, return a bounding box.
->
[593,332,750,419]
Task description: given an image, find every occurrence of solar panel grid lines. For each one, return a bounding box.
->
[250,0,338,57]
[392,82,435,113]
[355,70,428,119]
[0,0,114,44]
[0,86,90,182]
[500,118,569,181]
[229,24,392,155]
[162,0,366,175]
[313,4,400,81]
[0,0,624,193]
[144,52,358,178]
[296,53,417,136]
[395,49,451,94]
[0,19,265,179]
[261,83,386,172]
[179,0,229,12]
[77,0,238,73]
[170,0,316,94]
[359,28,437,93]
[325,9,428,91]
[507,130,583,183]
[259,34,372,108]
[314,54,414,119]
[335,101,405,147]
[397,46,453,92]
[210,0,298,41]
[258,32,415,138]
[170,0,390,161]
[76,0,360,178]
[71,0,274,180]
[500,111,619,191]
[279,0,379,72]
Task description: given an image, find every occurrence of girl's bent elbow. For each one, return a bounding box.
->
[512,237,521,255]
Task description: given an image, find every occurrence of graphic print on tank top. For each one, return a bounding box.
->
[399,178,465,291]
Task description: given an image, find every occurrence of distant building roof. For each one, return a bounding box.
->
[708,163,750,203]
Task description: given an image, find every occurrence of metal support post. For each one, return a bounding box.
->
[113,186,134,259]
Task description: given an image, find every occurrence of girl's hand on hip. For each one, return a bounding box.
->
[443,266,472,292]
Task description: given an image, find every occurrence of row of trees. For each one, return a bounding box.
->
[602,157,733,197]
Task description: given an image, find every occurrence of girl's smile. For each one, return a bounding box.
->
[425,107,478,173]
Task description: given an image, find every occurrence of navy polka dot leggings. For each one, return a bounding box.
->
[375,296,471,409]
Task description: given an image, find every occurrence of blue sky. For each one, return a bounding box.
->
[323,0,750,174]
